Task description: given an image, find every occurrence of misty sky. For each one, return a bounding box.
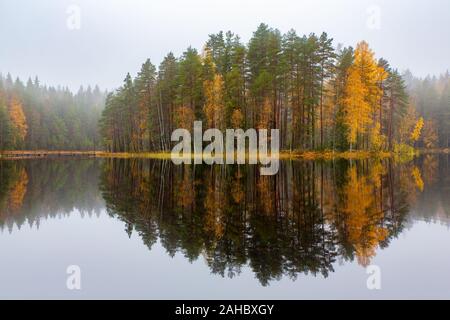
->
[1,0,449,91]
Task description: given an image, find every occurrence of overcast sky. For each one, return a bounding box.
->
[1,0,449,91]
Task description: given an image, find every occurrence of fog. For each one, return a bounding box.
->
[1,0,449,90]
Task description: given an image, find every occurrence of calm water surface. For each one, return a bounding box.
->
[0,155,449,299]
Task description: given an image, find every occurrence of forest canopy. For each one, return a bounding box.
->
[1,24,449,153]
[0,74,105,150]
[99,24,450,153]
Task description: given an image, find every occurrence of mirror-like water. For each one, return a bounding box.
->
[0,155,449,299]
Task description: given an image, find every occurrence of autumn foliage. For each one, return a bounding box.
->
[99,25,447,154]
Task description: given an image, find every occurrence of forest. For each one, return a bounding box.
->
[99,24,450,154]
[0,73,105,150]
[1,24,449,153]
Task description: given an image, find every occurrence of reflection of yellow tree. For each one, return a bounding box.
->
[0,167,28,219]
[8,169,28,213]
[342,41,386,149]
[398,162,420,206]
[342,166,388,266]
[411,166,424,192]
[204,173,225,239]
[231,170,245,205]
[8,95,28,144]
[369,160,384,190]
[175,167,195,209]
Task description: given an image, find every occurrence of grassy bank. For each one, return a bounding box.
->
[1,149,398,160]
[3,148,448,160]
[278,150,394,160]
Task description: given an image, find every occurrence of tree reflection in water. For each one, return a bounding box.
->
[1,155,449,286]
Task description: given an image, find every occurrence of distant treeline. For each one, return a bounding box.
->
[404,71,450,148]
[99,23,450,153]
[0,73,105,150]
[0,159,103,231]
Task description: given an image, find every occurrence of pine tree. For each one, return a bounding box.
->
[135,59,157,151]
[247,24,282,131]
[157,52,179,150]
[317,32,336,148]
[177,47,204,119]
[0,103,13,150]
[385,69,408,150]
[331,46,354,150]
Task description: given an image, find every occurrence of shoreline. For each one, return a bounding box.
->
[1,149,448,160]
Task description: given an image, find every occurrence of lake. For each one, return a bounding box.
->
[0,155,449,299]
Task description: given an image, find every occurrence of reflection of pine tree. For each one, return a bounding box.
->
[93,156,450,284]
[99,159,415,284]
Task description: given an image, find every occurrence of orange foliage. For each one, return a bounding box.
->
[231,108,244,128]
[341,166,388,266]
[204,176,225,238]
[8,95,28,142]
[342,41,386,149]
[0,167,28,220]
[203,74,225,129]
[174,106,195,130]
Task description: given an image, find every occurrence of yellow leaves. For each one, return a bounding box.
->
[411,166,424,191]
[343,41,386,149]
[8,95,28,142]
[0,167,28,220]
[369,122,385,151]
[374,64,388,107]
[354,42,374,67]
[354,41,383,104]
[174,106,195,130]
[342,66,370,145]
[410,117,424,142]
[231,108,244,128]
[398,104,418,144]
[203,74,224,129]
[369,160,384,188]
[340,165,388,267]
[375,63,389,84]
[411,117,439,149]
[204,181,225,239]
[8,168,28,213]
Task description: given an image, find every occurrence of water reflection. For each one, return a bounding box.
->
[0,159,104,230]
[0,155,449,286]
